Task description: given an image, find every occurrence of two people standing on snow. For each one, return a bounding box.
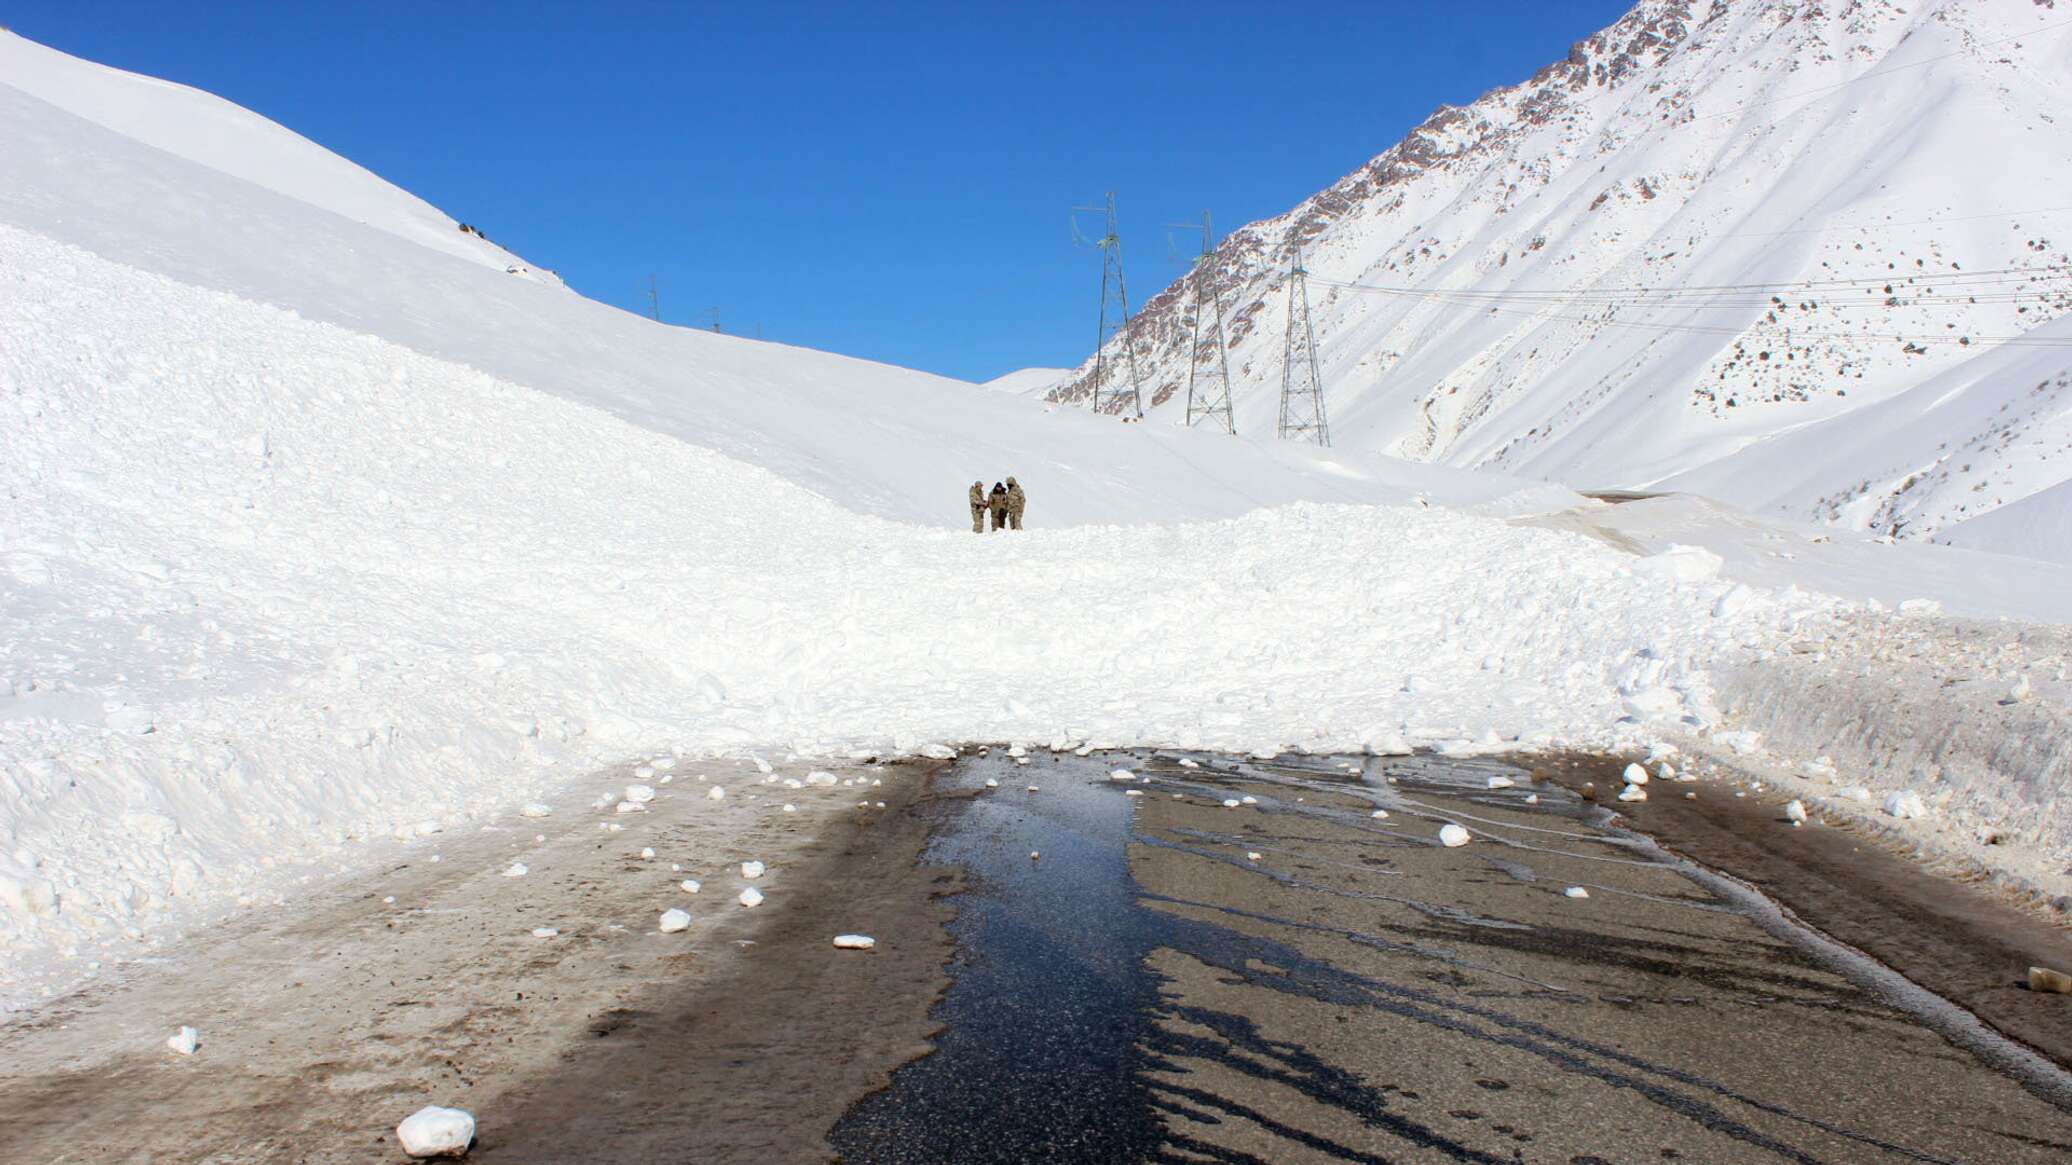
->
[968,478,1025,532]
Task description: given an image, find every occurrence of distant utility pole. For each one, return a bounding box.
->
[1077,191,1144,418]
[1183,210,1235,434]
[647,275,661,322]
[1277,245,1329,446]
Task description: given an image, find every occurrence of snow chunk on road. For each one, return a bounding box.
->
[1785,800,1809,824]
[1438,824,1471,847]
[1110,769,1135,781]
[832,934,876,950]
[680,879,701,893]
[166,1026,199,1055]
[1622,763,1650,786]
[1618,784,1648,803]
[531,927,558,938]
[658,908,691,933]
[1563,887,1590,899]
[921,744,957,760]
[707,786,726,801]
[805,771,839,787]
[614,800,645,815]
[501,862,528,877]
[1884,790,1929,820]
[1486,776,1515,790]
[741,860,766,879]
[518,803,552,818]
[624,784,656,804]
[396,1106,475,1158]
[738,887,764,908]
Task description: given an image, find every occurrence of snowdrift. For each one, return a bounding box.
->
[2,26,2067,1008]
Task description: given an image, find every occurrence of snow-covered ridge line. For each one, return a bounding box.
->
[0,30,557,282]
[1053,0,2072,559]
[4,224,1827,1004]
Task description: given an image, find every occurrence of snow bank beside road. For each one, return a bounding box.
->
[0,226,1828,1001]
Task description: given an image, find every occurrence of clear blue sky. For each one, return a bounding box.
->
[6,1,1633,382]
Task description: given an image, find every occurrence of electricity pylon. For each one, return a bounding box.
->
[1077,192,1144,418]
[1277,245,1329,446]
[1183,211,1235,434]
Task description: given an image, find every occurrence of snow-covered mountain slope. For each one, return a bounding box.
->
[2,26,2067,1007]
[1055,0,2072,556]
[979,367,1071,396]
[0,32,555,283]
[0,30,1571,530]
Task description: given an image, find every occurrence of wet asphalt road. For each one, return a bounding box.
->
[831,750,2072,1164]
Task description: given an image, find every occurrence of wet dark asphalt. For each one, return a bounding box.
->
[829,749,2072,1164]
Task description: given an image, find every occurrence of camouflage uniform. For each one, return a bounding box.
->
[988,483,1009,532]
[968,481,986,533]
[1005,477,1026,530]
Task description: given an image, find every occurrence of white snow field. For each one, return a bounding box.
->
[0,26,2067,1005]
[1058,0,2072,558]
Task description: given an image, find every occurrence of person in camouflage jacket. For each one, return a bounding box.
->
[968,480,987,533]
[1005,477,1026,530]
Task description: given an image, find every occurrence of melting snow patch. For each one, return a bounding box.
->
[806,771,839,787]
[396,1106,475,1158]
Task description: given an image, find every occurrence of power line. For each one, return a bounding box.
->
[1182,211,1235,435]
[1278,246,1329,446]
[1077,192,1145,419]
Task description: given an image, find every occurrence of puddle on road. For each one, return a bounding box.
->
[829,749,2072,1164]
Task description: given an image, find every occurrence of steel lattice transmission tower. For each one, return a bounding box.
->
[1183,211,1235,434]
[1078,192,1145,418]
[1277,245,1330,446]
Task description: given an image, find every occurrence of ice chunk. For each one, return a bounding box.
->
[640,848,656,860]
[1784,800,1808,824]
[1884,790,1928,820]
[1221,799,1242,808]
[738,887,764,908]
[783,803,797,813]
[1177,758,1199,768]
[614,800,645,814]
[1125,790,1144,798]
[1240,796,1258,805]
[1438,824,1471,847]
[658,908,691,933]
[501,862,528,877]
[1486,776,1514,789]
[741,860,766,879]
[1246,852,1261,861]
[806,771,839,786]
[1563,887,1590,899]
[921,743,957,760]
[833,934,876,950]
[531,927,558,938]
[1618,784,1648,803]
[1110,769,1135,781]
[396,1106,475,1158]
[624,784,656,803]
[166,1026,200,1055]
[984,778,999,788]
[1622,763,1649,786]
[518,803,552,818]
[707,785,726,801]
[680,879,701,893]
[1370,809,1389,819]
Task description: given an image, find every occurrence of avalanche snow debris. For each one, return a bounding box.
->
[396,1106,475,1158]
[658,908,691,933]
[1438,824,1472,848]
